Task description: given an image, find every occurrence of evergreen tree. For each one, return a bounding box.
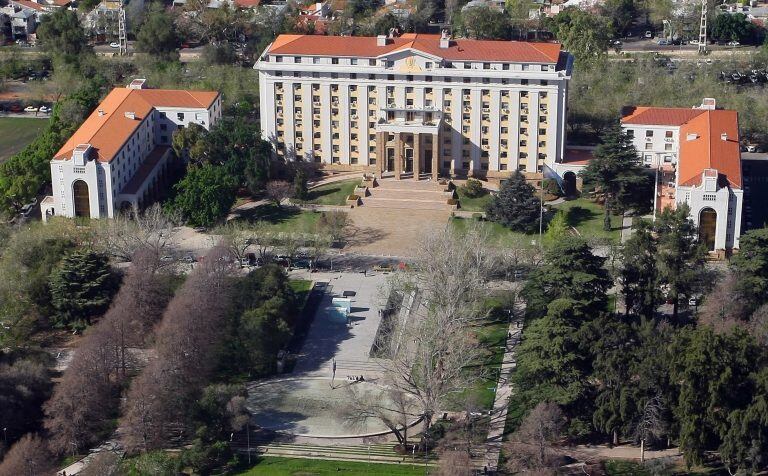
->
[620,220,660,320]
[49,250,118,329]
[542,211,569,250]
[136,3,181,61]
[655,204,706,321]
[720,367,768,473]
[485,172,540,232]
[36,9,88,57]
[731,227,768,313]
[580,125,646,230]
[293,168,309,201]
[166,164,237,228]
[522,237,611,320]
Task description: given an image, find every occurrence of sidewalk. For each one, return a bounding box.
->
[483,318,523,473]
[620,212,634,243]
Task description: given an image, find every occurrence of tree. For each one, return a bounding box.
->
[601,0,635,36]
[166,164,237,228]
[454,6,511,40]
[136,3,181,61]
[522,237,611,320]
[0,358,53,451]
[49,250,118,330]
[545,8,611,63]
[580,124,646,230]
[711,12,756,43]
[654,204,706,321]
[719,367,768,473]
[94,204,178,263]
[293,167,309,200]
[485,172,540,232]
[36,9,88,57]
[620,220,660,320]
[317,211,349,243]
[0,434,56,476]
[504,402,567,473]
[542,210,569,249]
[731,227,768,313]
[265,180,292,206]
[698,272,749,333]
[460,178,484,198]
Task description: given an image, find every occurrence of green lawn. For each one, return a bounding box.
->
[456,188,492,212]
[239,204,324,234]
[551,198,621,243]
[289,279,313,307]
[301,179,359,206]
[450,216,538,249]
[0,117,48,163]
[237,457,429,475]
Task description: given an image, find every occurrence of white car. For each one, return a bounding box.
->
[38,106,50,114]
[109,42,120,48]
[689,39,700,45]
[23,106,38,113]
[727,41,740,47]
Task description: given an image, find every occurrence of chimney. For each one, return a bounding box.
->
[721,133,728,141]
[124,111,136,120]
[439,29,450,49]
[686,133,699,141]
[127,78,147,90]
[98,109,105,117]
[377,34,388,46]
[697,97,716,110]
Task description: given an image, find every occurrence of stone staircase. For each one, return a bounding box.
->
[361,178,456,211]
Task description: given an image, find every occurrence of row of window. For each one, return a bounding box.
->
[270,70,551,86]
[268,55,554,72]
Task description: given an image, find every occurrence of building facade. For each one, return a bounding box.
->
[620,99,743,253]
[255,32,573,180]
[42,80,221,220]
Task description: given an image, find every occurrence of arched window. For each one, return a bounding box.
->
[699,208,717,251]
[72,180,90,218]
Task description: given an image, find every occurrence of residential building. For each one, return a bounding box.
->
[255,31,573,181]
[621,99,743,254]
[2,0,70,41]
[41,80,222,221]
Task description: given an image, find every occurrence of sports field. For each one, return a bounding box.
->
[0,117,48,163]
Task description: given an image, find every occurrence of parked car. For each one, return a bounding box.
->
[109,42,120,48]
[689,39,700,45]
[38,106,50,114]
[645,31,653,38]
[23,106,38,112]
[9,104,22,113]
[688,296,700,306]
[727,40,740,46]
[610,39,622,46]
[657,39,670,45]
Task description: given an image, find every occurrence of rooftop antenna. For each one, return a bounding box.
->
[118,5,128,56]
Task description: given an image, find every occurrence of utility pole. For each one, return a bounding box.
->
[698,0,708,54]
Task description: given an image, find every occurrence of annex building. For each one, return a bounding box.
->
[255,31,573,180]
[621,99,743,254]
[42,80,221,220]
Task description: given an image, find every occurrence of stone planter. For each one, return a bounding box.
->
[346,194,361,207]
[355,185,369,197]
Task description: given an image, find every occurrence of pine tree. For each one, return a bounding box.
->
[485,171,540,232]
[580,124,646,230]
[49,250,118,330]
[620,220,660,320]
[542,210,569,249]
[293,167,309,201]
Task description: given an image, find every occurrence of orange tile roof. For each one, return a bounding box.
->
[267,33,562,63]
[54,87,219,163]
[234,0,260,7]
[10,0,46,11]
[561,148,594,165]
[678,110,742,189]
[621,106,706,126]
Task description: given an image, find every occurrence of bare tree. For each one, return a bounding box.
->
[633,394,667,462]
[265,181,293,206]
[698,272,748,333]
[317,211,349,243]
[217,221,254,266]
[78,451,121,476]
[44,249,174,455]
[750,303,768,347]
[504,402,567,474]
[344,386,415,448]
[0,434,55,476]
[95,204,178,262]
[372,225,495,443]
[120,247,236,452]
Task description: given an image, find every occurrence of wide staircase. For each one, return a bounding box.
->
[361,178,456,211]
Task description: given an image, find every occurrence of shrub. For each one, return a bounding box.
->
[461,178,485,198]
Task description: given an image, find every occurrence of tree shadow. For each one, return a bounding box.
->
[237,203,303,224]
[306,184,343,201]
[344,224,389,248]
[564,206,595,228]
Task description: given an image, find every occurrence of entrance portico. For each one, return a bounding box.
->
[375,115,441,181]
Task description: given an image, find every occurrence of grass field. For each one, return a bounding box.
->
[450,216,538,249]
[0,117,47,162]
[289,279,313,307]
[237,457,429,475]
[456,187,492,212]
[243,204,324,234]
[302,179,359,206]
[552,198,621,243]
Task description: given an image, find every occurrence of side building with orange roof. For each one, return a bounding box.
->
[620,98,743,255]
[254,30,573,182]
[41,79,222,221]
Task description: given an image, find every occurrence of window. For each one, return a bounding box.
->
[332,58,339,64]
[521,79,528,85]
[665,143,673,151]
[294,56,301,63]
[665,130,673,138]
[703,194,716,201]
[646,130,654,137]
[626,129,634,138]
[645,143,653,150]
[351,58,358,65]
[177,113,185,121]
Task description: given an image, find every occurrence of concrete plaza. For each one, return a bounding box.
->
[292,271,390,378]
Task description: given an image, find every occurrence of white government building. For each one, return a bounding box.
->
[42,80,221,220]
[620,99,743,254]
[255,31,573,181]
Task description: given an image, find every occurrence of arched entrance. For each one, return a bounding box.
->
[563,171,577,196]
[699,208,717,251]
[72,180,90,218]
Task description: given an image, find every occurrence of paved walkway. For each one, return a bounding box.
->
[620,212,634,243]
[483,318,523,473]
